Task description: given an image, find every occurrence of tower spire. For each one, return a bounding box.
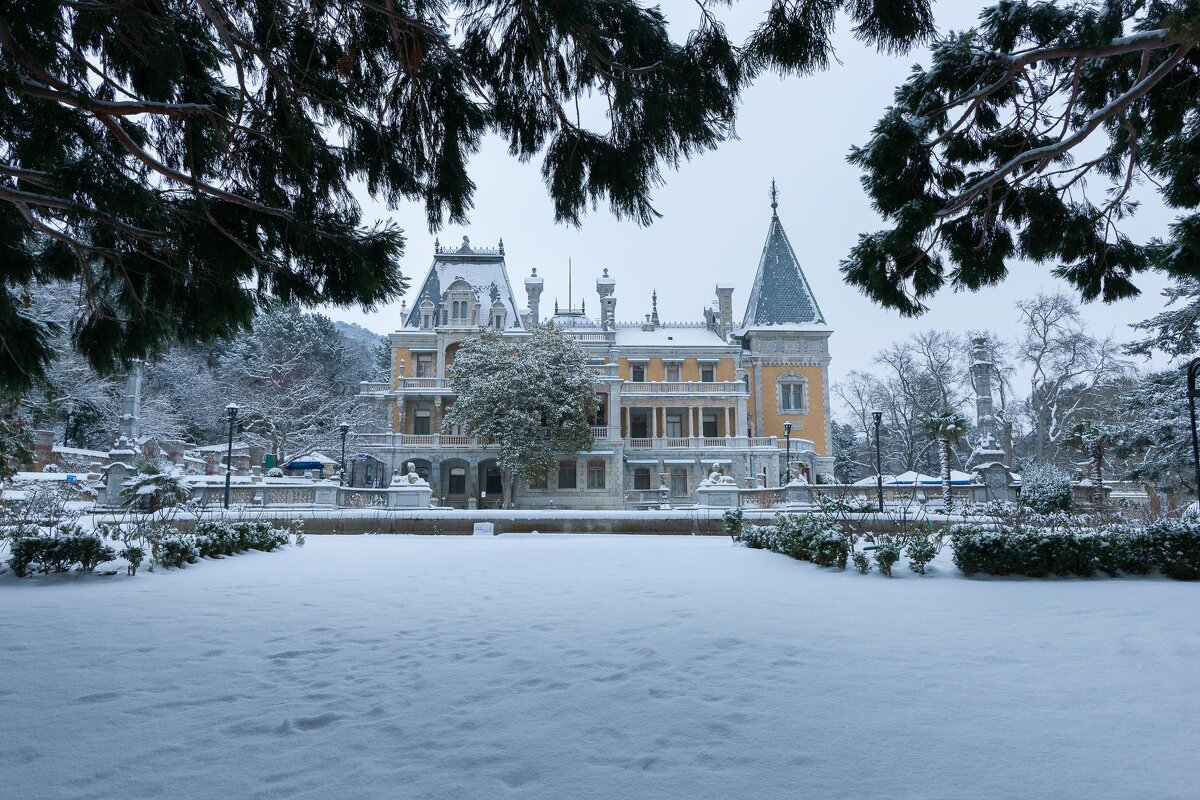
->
[769,178,778,216]
[651,289,659,327]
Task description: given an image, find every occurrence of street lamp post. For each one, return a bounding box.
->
[872,411,884,513]
[1188,359,1200,504]
[783,422,793,484]
[339,421,350,486]
[223,403,239,510]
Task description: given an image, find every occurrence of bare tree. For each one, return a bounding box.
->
[1016,293,1130,463]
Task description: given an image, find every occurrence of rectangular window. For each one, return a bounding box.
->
[702,412,719,438]
[414,353,434,377]
[665,363,681,382]
[631,363,646,382]
[781,383,807,412]
[700,363,716,382]
[670,467,688,496]
[529,470,548,489]
[665,414,683,438]
[558,460,577,489]
[587,460,606,489]
[633,468,652,490]
[413,411,431,435]
[630,413,649,439]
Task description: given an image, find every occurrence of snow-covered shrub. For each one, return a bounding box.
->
[192,520,288,557]
[156,535,198,569]
[289,518,306,547]
[722,509,744,540]
[735,514,846,569]
[1150,520,1200,580]
[851,550,872,574]
[810,531,849,569]
[7,527,116,577]
[872,537,900,577]
[40,463,62,473]
[120,546,144,576]
[266,467,285,478]
[906,533,938,575]
[1019,463,1072,514]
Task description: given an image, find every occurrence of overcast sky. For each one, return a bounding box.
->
[325,1,1176,391]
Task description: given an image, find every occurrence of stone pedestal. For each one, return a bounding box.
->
[697,484,740,509]
[784,477,813,505]
[386,463,433,509]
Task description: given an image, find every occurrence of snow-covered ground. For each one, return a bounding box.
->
[2,535,1196,800]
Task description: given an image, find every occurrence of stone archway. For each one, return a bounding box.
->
[477,459,503,509]
[439,458,470,508]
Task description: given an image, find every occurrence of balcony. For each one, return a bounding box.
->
[349,432,801,452]
[621,381,747,396]
[623,436,792,451]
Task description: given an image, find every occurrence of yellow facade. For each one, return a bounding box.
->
[750,363,828,456]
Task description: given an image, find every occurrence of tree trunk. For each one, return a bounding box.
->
[940,435,952,514]
[501,469,514,510]
[1092,445,1103,510]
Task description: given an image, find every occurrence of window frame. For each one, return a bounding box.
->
[777,372,810,415]
[586,460,606,490]
[633,468,652,490]
[670,467,689,496]
[558,459,578,490]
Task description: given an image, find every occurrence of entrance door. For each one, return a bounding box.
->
[630,412,649,439]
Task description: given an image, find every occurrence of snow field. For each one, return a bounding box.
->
[1,534,1197,800]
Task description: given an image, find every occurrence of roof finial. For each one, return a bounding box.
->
[651,289,660,327]
[769,178,778,216]
[498,237,504,255]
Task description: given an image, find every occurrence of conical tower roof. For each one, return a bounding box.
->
[741,182,825,329]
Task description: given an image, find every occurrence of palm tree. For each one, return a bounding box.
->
[1065,420,1110,510]
[921,408,969,514]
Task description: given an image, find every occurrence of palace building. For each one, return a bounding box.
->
[355,192,833,508]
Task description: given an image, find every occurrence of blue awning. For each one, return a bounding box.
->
[286,461,325,470]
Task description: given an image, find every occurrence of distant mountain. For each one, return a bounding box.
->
[335,321,386,349]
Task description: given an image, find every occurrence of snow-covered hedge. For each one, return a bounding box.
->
[733,513,849,569]
[1019,463,1073,514]
[7,525,115,577]
[154,520,292,569]
[949,519,1199,580]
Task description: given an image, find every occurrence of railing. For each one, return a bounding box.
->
[348,433,807,452]
[621,381,747,395]
[395,378,452,391]
[624,436,792,451]
[568,332,616,342]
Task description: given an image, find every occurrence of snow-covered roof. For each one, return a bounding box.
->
[741,199,825,329]
[613,325,731,348]
[52,445,108,458]
[854,470,975,486]
[404,236,524,331]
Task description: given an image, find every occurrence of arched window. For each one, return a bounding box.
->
[777,373,809,414]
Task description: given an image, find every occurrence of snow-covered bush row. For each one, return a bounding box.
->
[7,525,115,577]
[125,520,296,571]
[948,520,1200,580]
[727,510,942,577]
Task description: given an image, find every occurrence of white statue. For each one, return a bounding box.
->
[699,462,737,488]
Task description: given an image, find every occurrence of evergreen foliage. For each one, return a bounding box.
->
[443,325,596,507]
[0,0,935,390]
[1020,462,1074,514]
[845,1,1200,314]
